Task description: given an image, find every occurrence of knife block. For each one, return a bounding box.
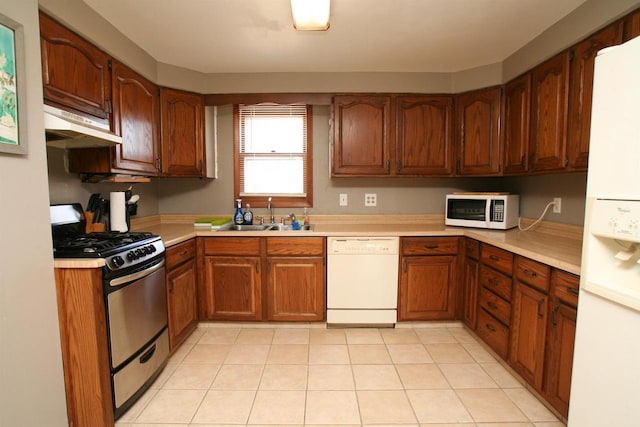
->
[84,211,106,233]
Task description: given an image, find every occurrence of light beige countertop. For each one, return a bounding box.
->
[55,214,583,275]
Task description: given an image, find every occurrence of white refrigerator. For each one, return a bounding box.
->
[569,35,640,426]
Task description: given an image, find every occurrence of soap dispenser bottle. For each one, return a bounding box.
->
[243,203,253,225]
[234,199,244,225]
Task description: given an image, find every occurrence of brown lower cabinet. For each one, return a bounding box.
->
[398,237,459,320]
[197,236,325,322]
[165,239,198,350]
[461,238,480,328]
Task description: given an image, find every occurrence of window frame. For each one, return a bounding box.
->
[233,104,313,209]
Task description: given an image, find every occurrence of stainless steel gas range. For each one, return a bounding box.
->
[51,203,169,419]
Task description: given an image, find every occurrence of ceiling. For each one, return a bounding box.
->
[82,0,587,74]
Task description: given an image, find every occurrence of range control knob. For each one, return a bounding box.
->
[110,256,125,268]
[127,251,136,261]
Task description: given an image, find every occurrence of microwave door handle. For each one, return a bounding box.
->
[486,199,492,228]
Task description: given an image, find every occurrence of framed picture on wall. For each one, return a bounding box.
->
[0,12,27,155]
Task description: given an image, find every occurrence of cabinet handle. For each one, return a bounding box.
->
[487,301,497,310]
[486,323,496,333]
[199,159,203,174]
[567,287,579,296]
[551,305,559,326]
[168,282,174,292]
[396,160,401,173]
[489,255,500,262]
[424,245,439,250]
[180,250,188,256]
[537,298,545,318]
[256,262,260,274]
[385,160,390,172]
[488,278,499,286]
[523,269,537,278]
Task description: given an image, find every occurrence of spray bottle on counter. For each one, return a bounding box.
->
[243,203,253,225]
[234,199,244,225]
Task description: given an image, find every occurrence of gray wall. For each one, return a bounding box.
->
[1,0,68,425]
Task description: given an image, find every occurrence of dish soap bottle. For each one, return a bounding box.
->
[243,203,253,225]
[234,199,244,225]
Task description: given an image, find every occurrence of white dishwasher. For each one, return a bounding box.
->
[326,237,399,326]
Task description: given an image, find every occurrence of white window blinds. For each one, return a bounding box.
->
[238,104,309,197]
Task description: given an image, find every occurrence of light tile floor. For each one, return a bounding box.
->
[116,323,566,427]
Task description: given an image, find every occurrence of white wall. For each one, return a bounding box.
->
[0,0,68,426]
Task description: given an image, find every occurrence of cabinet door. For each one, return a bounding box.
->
[567,24,623,170]
[455,87,502,176]
[396,96,453,175]
[166,259,198,351]
[202,256,262,321]
[623,8,640,41]
[266,257,325,321]
[160,88,205,177]
[545,302,577,419]
[510,282,548,390]
[332,95,392,175]
[39,12,111,124]
[399,255,457,320]
[503,73,531,175]
[530,52,570,172]
[111,61,159,174]
[462,255,479,329]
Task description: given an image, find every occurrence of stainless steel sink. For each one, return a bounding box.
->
[228,224,273,231]
[228,223,313,231]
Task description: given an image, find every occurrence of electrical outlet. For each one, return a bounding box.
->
[339,193,348,206]
[365,193,377,207]
[553,197,562,214]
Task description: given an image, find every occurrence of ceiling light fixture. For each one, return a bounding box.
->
[290,0,330,31]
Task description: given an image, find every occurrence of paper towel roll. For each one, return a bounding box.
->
[110,191,128,232]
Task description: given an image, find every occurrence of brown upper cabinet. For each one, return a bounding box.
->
[502,73,531,175]
[529,52,570,172]
[332,95,392,176]
[332,94,454,177]
[567,23,624,170]
[39,11,112,126]
[395,96,454,176]
[160,88,205,177]
[623,8,640,41]
[455,86,502,176]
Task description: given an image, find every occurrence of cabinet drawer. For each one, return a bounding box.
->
[481,245,514,275]
[464,239,480,260]
[402,237,459,255]
[266,237,325,256]
[478,287,511,325]
[166,239,196,268]
[553,270,580,307]
[480,265,513,301]
[515,256,550,292]
[476,308,509,359]
[202,237,261,256]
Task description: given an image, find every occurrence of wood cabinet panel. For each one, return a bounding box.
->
[401,237,459,256]
[160,88,205,177]
[510,282,548,389]
[478,286,511,326]
[399,255,457,320]
[201,256,262,321]
[623,8,640,41]
[166,259,198,350]
[455,87,502,176]
[545,301,577,419]
[462,246,479,329]
[481,244,514,276]
[530,52,570,172]
[464,238,480,260]
[39,12,111,123]
[503,73,531,175]
[396,96,453,175]
[266,237,325,256]
[515,256,551,293]
[552,269,580,307]
[166,239,196,268]
[332,95,391,175]
[479,266,513,301]
[266,257,325,321]
[476,308,509,359]
[203,237,261,256]
[111,61,159,174]
[568,23,623,170]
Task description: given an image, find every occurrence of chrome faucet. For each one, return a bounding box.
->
[267,197,275,224]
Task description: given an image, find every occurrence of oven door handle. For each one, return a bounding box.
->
[108,259,165,287]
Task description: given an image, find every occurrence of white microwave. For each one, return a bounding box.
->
[445,193,520,230]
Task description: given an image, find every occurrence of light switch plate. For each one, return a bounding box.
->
[339,193,348,206]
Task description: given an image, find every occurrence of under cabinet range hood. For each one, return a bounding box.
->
[44,104,122,149]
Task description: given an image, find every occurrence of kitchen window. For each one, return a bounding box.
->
[234,103,313,208]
